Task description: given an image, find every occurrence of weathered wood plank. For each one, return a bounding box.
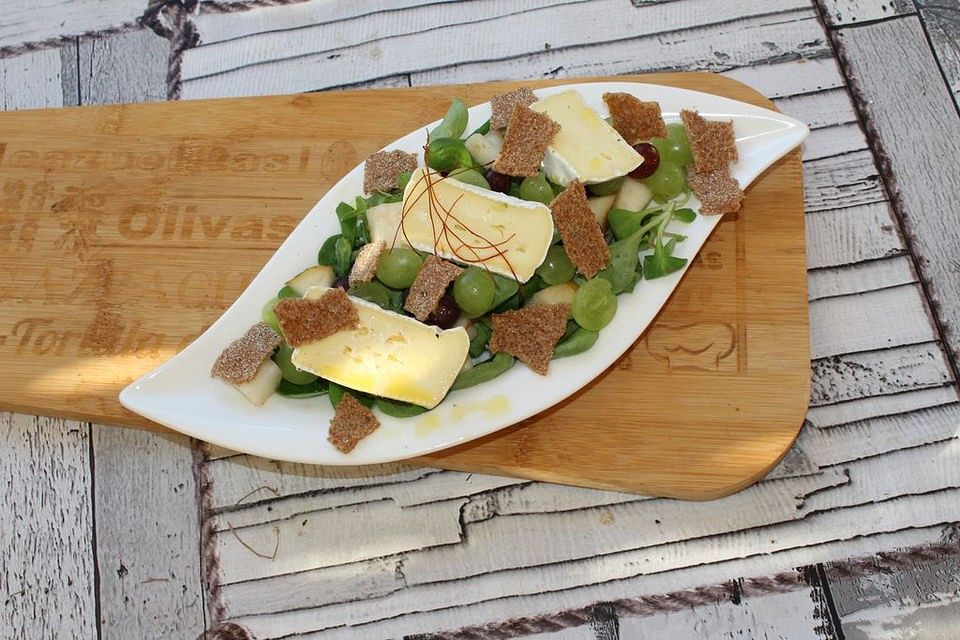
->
[830,549,960,639]
[91,428,205,639]
[806,384,959,428]
[808,256,914,301]
[776,87,858,130]
[809,284,935,358]
[0,413,96,639]
[810,341,953,406]
[616,582,839,639]
[819,0,917,26]
[805,201,903,269]
[0,1,143,50]
[835,16,960,368]
[78,29,169,106]
[230,490,960,638]
[799,402,960,466]
[723,57,845,98]
[183,1,820,97]
[916,0,960,103]
[803,150,886,212]
[409,11,828,87]
[0,48,66,110]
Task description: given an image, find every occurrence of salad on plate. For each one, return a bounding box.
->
[209,86,745,454]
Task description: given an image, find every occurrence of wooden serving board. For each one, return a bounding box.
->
[0,73,808,499]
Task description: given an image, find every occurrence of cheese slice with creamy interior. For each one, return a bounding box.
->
[400,168,553,282]
[530,90,642,186]
[291,287,469,409]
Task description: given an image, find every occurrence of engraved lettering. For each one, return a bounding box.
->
[13,317,52,353]
[230,216,262,240]
[28,181,53,209]
[42,151,70,170]
[106,151,135,171]
[298,147,310,172]
[138,152,165,170]
[0,143,6,167]
[162,204,178,240]
[177,271,212,309]
[206,146,228,171]
[119,204,160,239]
[267,216,297,242]
[180,206,195,239]
[139,270,170,308]
[1,179,26,210]
[9,150,37,168]
[18,220,38,252]
[171,144,200,173]
[200,213,229,240]
[231,153,258,172]
[263,154,289,171]
[74,151,102,169]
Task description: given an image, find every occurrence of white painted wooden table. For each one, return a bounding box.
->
[3,1,960,638]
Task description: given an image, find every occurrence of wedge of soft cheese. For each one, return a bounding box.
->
[292,287,469,409]
[401,167,553,282]
[530,90,642,186]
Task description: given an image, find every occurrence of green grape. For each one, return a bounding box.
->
[450,167,490,190]
[587,176,624,197]
[273,346,317,385]
[536,245,576,285]
[277,285,299,299]
[666,123,694,166]
[261,296,281,334]
[519,175,554,205]
[651,124,694,168]
[453,267,496,317]
[376,248,423,289]
[571,279,617,331]
[643,160,685,202]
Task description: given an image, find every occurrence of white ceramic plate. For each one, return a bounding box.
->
[120,81,807,465]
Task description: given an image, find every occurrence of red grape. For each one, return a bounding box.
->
[332,275,350,291]
[484,169,512,193]
[629,142,660,179]
[427,293,460,329]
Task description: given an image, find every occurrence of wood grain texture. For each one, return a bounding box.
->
[0,1,144,50]
[0,73,809,499]
[0,413,96,639]
[835,16,960,372]
[92,427,205,638]
[916,0,960,104]
[819,0,916,26]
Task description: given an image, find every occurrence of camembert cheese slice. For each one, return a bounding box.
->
[400,168,553,282]
[291,287,469,409]
[530,90,642,186]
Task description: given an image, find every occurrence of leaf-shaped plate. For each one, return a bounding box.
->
[120,82,808,465]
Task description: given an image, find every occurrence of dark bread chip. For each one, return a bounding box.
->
[549,180,610,278]
[274,289,359,347]
[328,393,380,454]
[490,87,537,130]
[211,322,281,384]
[363,149,417,194]
[680,110,738,173]
[404,255,464,321]
[489,303,570,375]
[492,105,560,177]
[603,92,668,143]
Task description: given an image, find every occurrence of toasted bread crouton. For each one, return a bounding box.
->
[680,110,738,173]
[328,393,380,454]
[363,149,417,194]
[349,241,386,286]
[687,165,744,215]
[274,289,359,347]
[404,255,463,321]
[211,322,281,384]
[490,303,570,375]
[492,105,560,177]
[490,87,537,130]
[549,180,610,278]
[602,92,667,143]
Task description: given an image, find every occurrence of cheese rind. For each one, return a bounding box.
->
[292,287,469,409]
[401,168,553,282]
[530,90,642,185]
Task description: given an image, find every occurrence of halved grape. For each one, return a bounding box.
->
[450,167,490,190]
[453,267,496,318]
[376,248,423,289]
[485,169,512,193]
[587,176,624,197]
[571,278,617,331]
[427,292,461,329]
[536,245,576,285]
